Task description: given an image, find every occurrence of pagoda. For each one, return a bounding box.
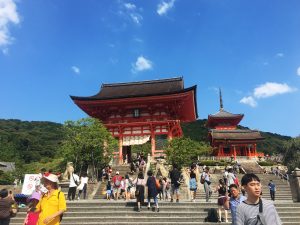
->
[207,89,264,160]
[70,77,197,163]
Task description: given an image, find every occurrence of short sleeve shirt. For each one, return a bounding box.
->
[229,195,247,225]
[37,190,67,225]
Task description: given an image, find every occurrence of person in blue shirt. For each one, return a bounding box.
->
[268,180,276,201]
[224,184,246,225]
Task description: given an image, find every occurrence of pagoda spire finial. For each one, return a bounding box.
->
[219,88,224,111]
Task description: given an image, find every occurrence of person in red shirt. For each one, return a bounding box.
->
[111,171,122,200]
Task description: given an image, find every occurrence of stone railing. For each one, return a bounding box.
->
[289,168,300,202]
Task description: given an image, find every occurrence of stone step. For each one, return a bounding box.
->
[9,222,300,225]
[11,216,300,223]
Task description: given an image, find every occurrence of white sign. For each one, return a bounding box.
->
[21,174,40,195]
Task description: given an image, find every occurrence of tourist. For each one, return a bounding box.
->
[120,177,126,199]
[227,168,236,187]
[223,169,228,186]
[236,173,282,225]
[201,166,212,202]
[157,176,164,200]
[268,180,276,201]
[163,177,170,200]
[111,171,122,200]
[37,173,66,225]
[124,174,131,201]
[189,171,197,202]
[224,184,246,225]
[106,180,112,200]
[146,170,159,212]
[101,168,106,182]
[139,158,146,172]
[68,171,79,201]
[77,172,88,200]
[169,164,182,203]
[0,188,15,225]
[132,171,145,212]
[214,179,228,223]
[23,192,40,225]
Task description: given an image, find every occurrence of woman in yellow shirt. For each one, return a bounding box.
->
[36,173,66,225]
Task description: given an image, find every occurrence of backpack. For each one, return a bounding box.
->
[155,178,161,190]
[205,208,219,222]
[114,178,121,187]
[200,174,205,184]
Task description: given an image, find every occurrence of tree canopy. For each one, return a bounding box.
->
[60,118,118,178]
[165,137,212,168]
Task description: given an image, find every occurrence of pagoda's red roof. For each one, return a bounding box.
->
[207,109,244,128]
[210,129,264,140]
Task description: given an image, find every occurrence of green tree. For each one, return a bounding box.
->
[165,137,212,168]
[283,137,300,171]
[60,118,118,180]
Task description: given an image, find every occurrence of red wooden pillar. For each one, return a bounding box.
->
[119,136,123,164]
[233,145,237,161]
[248,145,251,157]
[254,144,257,157]
[218,145,222,156]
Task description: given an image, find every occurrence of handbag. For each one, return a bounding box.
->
[72,173,79,186]
[155,178,161,190]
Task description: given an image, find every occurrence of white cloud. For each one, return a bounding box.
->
[157,0,175,16]
[120,2,142,25]
[240,96,257,108]
[240,82,297,108]
[297,66,300,76]
[253,82,296,99]
[275,53,284,58]
[130,13,142,25]
[132,56,153,73]
[71,66,80,74]
[134,37,143,43]
[0,0,20,50]
[124,3,136,10]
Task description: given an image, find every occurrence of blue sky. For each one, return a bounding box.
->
[1,0,300,137]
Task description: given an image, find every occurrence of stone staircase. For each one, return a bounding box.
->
[240,161,265,174]
[195,173,292,202]
[94,164,134,200]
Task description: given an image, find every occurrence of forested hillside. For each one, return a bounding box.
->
[0,119,64,164]
[0,118,292,166]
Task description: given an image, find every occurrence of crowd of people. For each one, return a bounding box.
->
[0,161,284,225]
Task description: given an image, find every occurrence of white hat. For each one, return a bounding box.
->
[43,173,58,183]
[116,171,119,175]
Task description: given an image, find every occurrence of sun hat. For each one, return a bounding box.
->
[42,173,58,183]
[116,171,119,175]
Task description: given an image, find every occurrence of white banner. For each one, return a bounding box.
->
[21,174,40,195]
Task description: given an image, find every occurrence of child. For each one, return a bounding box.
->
[23,192,40,225]
[106,181,112,200]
